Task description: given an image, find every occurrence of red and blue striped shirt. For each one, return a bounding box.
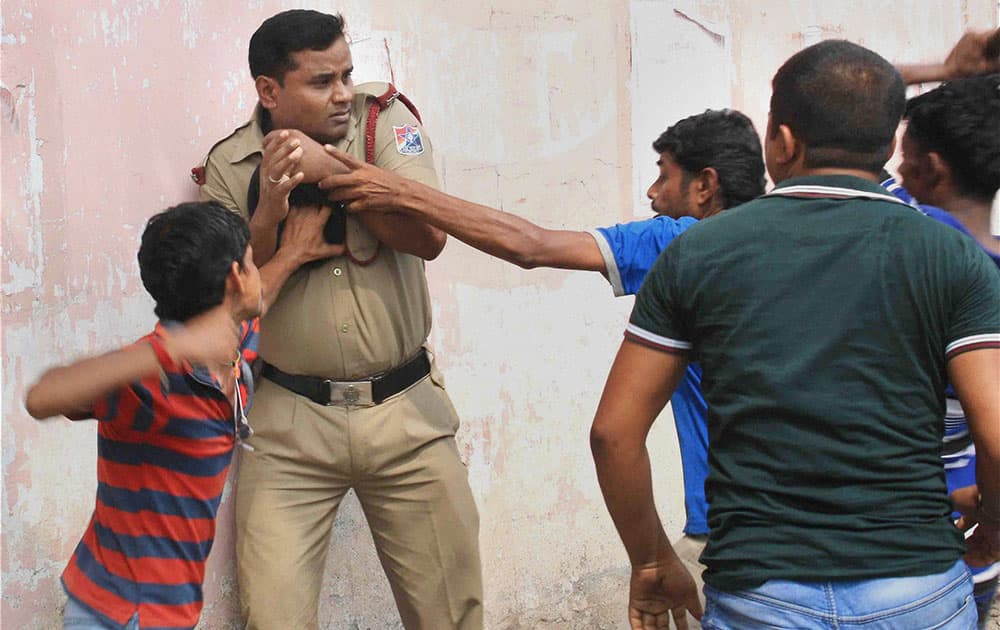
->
[62,319,259,630]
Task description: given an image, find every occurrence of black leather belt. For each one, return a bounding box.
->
[261,350,431,407]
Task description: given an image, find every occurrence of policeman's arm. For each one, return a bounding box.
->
[356,211,447,261]
[271,130,447,260]
[949,348,1000,565]
[320,148,607,271]
[200,158,238,210]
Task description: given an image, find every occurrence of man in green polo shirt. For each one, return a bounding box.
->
[590,40,1000,629]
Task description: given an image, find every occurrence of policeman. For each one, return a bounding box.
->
[198,10,482,630]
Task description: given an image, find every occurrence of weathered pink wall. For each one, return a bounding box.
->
[3,2,996,628]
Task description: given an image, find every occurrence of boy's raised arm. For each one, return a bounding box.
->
[25,307,239,420]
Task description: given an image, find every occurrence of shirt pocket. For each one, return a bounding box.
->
[344,215,379,260]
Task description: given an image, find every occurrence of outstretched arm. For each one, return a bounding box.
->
[319,147,607,271]
[24,307,240,420]
[590,339,702,628]
[897,28,1000,84]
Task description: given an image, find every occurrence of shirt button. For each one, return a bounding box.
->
[340,324,349,333]
[332,267,343,276]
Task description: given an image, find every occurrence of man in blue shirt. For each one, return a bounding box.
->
[317,109,765,626]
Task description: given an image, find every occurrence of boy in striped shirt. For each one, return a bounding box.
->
[26,199,341,629]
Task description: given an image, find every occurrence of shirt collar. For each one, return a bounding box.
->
[154,320,222,390]
[768,175,911,206]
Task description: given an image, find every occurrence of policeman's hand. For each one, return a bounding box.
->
[273,129,347,182]
[628,555,703,629]
[259,130,306,226]
[942,28,1000,79]
[165,306,240,368]
[280,204,345,264]
[317,146,409,213]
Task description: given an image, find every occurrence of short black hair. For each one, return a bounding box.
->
[652,109,766,208]
[249,10,346,83]
[770,40,905,174]
[904,74,1000,201]
[138,202,250,322]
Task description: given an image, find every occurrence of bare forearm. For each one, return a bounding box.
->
[319,147,603,268]
[25,345,162,419]
[392,180,595,269]
[898,29,1000,85]
[249,214,280,266]
[949,348,1000,514]
[971,385,1000,517]
[589,341,687,566]
[975,447,1000,517]
[592,437,673,565]
[259,247,305,314]
[897,63,948,85]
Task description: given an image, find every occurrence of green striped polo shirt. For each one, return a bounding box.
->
[628,175,1000,591]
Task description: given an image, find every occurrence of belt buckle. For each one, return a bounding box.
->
[324,379,374,407]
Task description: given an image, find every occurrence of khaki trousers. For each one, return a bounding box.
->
[674,534,708,630]
[235,374,483,630]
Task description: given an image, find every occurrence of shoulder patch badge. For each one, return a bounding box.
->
[393,125,424,155]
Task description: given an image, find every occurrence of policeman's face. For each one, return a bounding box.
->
[646,152,696,219]
[266,37,354,145]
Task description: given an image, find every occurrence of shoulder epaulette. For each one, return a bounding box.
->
[360,83,422,165]
[191,118,254,185]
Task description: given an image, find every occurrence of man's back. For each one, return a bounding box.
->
[630,174,999,590]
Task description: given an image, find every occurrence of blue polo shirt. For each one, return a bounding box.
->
[591,214,708,535]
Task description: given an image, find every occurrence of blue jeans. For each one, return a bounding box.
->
[702,559,976,629]
[64,596,139,630]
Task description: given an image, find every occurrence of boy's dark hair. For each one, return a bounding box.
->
[249,10,346,83]
[770,40,905,174]
[138,202,250,322]
[904,74,1000,202]
[653,109,766,208]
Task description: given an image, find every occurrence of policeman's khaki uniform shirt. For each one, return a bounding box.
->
[200,82,437,379]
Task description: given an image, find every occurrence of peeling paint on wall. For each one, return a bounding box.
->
[3,2,997,629]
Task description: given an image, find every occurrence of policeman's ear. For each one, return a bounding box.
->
[256,75,281,110]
